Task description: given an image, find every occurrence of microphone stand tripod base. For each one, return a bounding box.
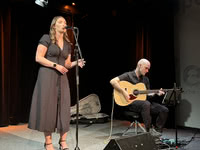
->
[74,147,80,150]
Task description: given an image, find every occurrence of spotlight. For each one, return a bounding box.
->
[35,0,48,7]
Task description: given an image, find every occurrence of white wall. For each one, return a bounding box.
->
[174,0,200,128]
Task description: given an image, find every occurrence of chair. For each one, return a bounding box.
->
[122,110,146,136]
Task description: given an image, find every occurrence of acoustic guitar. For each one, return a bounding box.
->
[113,81,172,106]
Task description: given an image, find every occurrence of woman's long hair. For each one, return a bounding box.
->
[49,16,71,44]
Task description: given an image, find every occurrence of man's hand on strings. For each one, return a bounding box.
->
[122,90,131,102]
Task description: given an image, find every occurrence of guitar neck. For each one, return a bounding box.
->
[137,89,172,94]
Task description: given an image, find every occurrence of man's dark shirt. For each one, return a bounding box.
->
[118,70,150,89]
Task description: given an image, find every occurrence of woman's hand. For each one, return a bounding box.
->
[78,59,86,68]
[55,64,68,75]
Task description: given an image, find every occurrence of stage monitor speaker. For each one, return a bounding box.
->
[103,133,158,150]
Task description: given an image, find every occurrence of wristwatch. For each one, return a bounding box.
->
[53,63,57,68]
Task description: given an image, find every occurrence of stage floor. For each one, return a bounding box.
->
[0,119,199,150]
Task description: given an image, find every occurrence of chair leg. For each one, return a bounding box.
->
[138,122,146,132]
[135,120,138,134]
[135,120,146,134]
[122,121,135,136]
[123,120,146,136]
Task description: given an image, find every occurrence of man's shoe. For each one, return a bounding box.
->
[149,128,162,137]
[155,127,163,133]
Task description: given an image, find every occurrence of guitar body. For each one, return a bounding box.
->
[113,81,147,106]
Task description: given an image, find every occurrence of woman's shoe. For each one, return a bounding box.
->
[44,143,53,150]
[59,140,69,150]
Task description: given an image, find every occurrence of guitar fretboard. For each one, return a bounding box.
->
[134,89,173,95]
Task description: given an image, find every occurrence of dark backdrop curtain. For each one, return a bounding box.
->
[133,15,175,89]
[0,7,11,126]
[0,6,22,126]
[135,23,151,63]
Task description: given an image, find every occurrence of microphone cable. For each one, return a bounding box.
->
[104,93,115,144]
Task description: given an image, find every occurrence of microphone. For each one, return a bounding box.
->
[65,26,78,30]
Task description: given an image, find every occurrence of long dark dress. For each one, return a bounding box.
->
[28,34,71,133]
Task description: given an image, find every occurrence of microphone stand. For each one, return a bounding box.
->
[173,83,178,148]
[72,27,83,150]
[171,83,181,149]
[163,83,182,148]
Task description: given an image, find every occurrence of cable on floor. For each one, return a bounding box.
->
[104,94,115,144]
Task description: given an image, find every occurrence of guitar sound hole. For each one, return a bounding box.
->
[133,90,139,96]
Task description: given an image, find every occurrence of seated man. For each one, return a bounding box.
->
[110,58,169,135]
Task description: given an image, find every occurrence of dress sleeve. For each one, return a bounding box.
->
[66,40,72,54]
[38,34,51,48]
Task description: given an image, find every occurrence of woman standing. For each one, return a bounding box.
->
[28,16,85,150]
